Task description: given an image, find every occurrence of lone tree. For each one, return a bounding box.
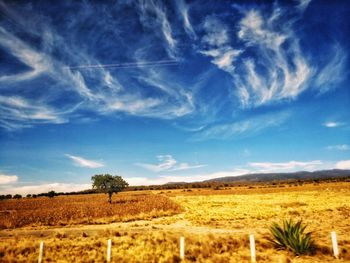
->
[47,190,56,198]
[91,174,129,203]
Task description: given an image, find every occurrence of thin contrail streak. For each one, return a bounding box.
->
[67,60,179,70]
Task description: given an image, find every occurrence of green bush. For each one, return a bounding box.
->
[269,219,314,255]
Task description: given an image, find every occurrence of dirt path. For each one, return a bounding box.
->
[0,213,251,239]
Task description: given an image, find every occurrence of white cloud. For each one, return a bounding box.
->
[129,158,350,185]
[326,144,349,151]
[0,2,196,131]
[248,160,323,172]
[137,155,176,172]
[176,0,196,39]
[238,9,286,48]
[66,154,104,168]
[0,28,191,129]
[202,17,229,46]
[199,3,344,109]
[323,121,344,128]
[0,0,346,133]
[336,160,350,170]
[137,0,177,59]
[0,183,91,196]
[107,97,161,114]
[297,0,312,11]
[315,46,347,92]
[134,69,195,118]
[193,111,289,140]
[0,174,18,185]
[0,26,49,82]
[126,168,250,185]
[234,9,312,107]
[136,155,206,173]
[201,47,242,72]
[0,95,67,130]
[200,17,242,73]
[199,8,313,107]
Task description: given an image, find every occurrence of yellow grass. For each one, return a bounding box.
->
[0,182,349,262]
[171,185,350,233]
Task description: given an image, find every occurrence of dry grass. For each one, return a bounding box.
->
[0,193,182,229]
[0,230,348,262]
[0,232,252,263]
[171,189,350,229]
[0,182,349,262]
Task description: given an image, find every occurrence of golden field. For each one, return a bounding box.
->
[0,181,349,262]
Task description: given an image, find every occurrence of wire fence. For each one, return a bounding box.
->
[35,231,341,262]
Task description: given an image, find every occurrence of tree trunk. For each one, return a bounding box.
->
[108,192,113,204]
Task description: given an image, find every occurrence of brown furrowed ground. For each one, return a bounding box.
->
[0,181,349,262]
[0,193,182,229]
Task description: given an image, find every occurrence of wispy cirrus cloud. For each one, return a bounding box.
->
[0,29,46,82]
[136,155,205,172]
[199,2,346,108]
[232,7,310,106]
[323,121,345,128]
[0,1,195,130]
[248,160,323,172]
[176,0,196,39]
[314,45,347,93]
[0,0,347,135]
[193,111,290,141]
[0,95,67,130]
[200,16,241,73]
[326,144,349,151]
[137,0,177,59]
[135,69,195,118]
[297,0,312,11]
[0,173,18,185]
[66,154,104,168]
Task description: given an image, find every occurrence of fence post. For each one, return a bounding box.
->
[38,241,44,263]
[107,239,112,262]
[249,234,256,263]
[331,231,339,259]
[180,236,185,260]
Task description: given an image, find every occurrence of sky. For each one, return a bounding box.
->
[0,0,349,195]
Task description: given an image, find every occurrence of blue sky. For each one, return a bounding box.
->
[0,0,349,195]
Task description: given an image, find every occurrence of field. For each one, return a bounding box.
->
[0,193,181,229]
[0,181,350,262]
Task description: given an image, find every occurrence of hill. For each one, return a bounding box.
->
[203,169,350,183]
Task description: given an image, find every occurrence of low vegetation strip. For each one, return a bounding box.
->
[0,193,182,229]
[1,231,348,262]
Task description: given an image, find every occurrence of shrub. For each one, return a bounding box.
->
[269,219,314,255]
[48,191,56,198]
[13,194,22,199]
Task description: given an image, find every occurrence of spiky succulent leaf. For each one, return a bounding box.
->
[269,219,314,255]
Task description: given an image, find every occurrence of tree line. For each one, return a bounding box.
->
[2,175,349,201]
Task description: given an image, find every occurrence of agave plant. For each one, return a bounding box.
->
[269,219,314,255]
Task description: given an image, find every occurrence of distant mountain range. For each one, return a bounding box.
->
[202,169,350,183]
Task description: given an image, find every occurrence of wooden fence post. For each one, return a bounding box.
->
[180,236,185,260]
[107,239,112,262]
[331,231,339,259]
[249,234,256,263]
[38,241,44,263]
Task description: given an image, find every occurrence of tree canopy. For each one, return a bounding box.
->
[91,174,129,203]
